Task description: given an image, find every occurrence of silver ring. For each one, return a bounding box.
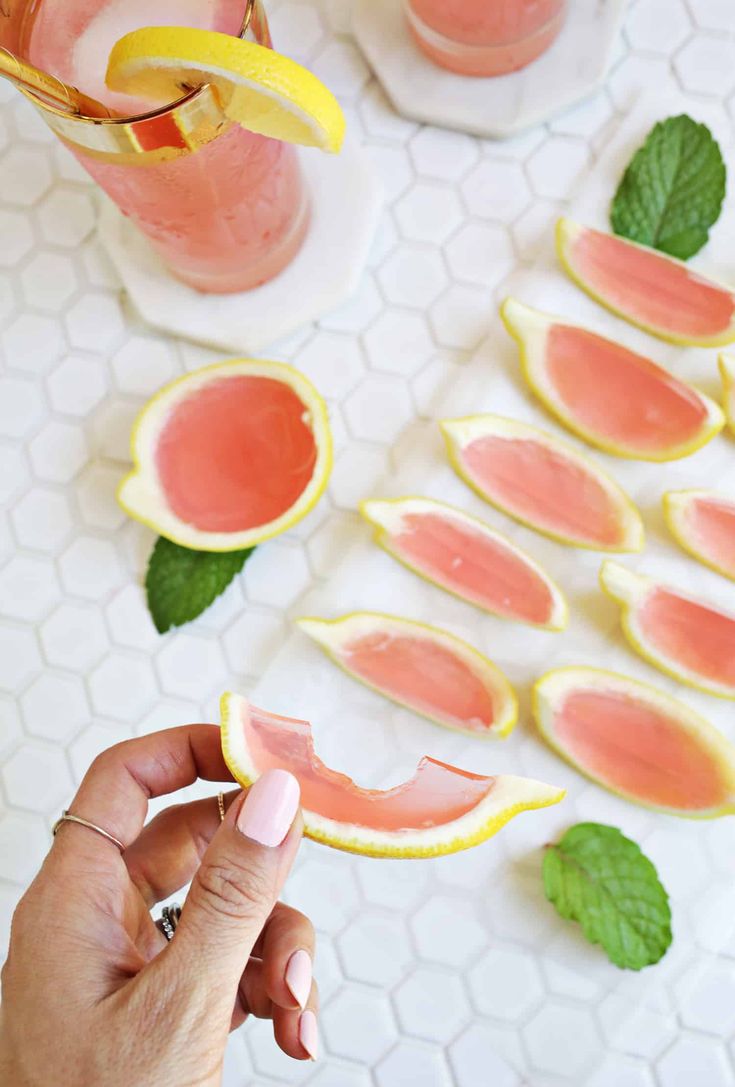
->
[52,810,125,852]
[157,903,182,942]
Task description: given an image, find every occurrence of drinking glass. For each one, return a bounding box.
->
[2,0,310,293]
[406,0,567,77]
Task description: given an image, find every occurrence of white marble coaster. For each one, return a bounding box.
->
[353,0,628,138]
[97,138,383,355]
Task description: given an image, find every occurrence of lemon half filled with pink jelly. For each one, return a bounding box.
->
[118,359,332,551]
[220,691,564,858]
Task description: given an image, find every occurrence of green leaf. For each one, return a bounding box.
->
[543,823,672,971]
[611,114,726,259]
[146,537,254,634]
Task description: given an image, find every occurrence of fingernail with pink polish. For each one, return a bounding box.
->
[299,1009,318,1061]
[236,769,300,847]
[285,948,312,1010]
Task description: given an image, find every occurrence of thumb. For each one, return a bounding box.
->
[163,768,302,1006]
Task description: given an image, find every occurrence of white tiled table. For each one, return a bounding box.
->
[2,2,735,1085]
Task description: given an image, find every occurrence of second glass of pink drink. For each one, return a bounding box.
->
[10,0,309,293]
[406,0,567,77]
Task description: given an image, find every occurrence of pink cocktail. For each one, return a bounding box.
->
[406,0,567,77]
[8,0,309,293]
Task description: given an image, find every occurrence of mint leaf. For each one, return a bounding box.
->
[611,114,726,259]
[146,537,254,633]
[543,823,671,970]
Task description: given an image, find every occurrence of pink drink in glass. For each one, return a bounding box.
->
[19,0,309,293]
[406,0,567,77]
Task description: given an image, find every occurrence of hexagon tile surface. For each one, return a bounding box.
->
[2,2,735,1086]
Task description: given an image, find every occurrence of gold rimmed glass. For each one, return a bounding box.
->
[3,0,310,293]
[405,0,567,77]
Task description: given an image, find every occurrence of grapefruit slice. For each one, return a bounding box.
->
[220,691,564,857]
[533,666,735,817]
[117,360,332,551]
[664,489,735,583]
[719,353,735,434]
[296,612,518,738]
[600,561,735,700]
[360,496,568,631]
[557,218,735,347]
[501,297,724,461]
[441,415,644,552]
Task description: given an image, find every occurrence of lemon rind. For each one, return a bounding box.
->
[663,489,735,584]
[296,610,519,739]
[440,413,645,553]
[718,353,735,436]
[556,217,735,348]
[600,560,735,701]
[117,358,333,552]
[533,665,735,818]
[359,495,568,632]
[221,690,563,857]
[106,28,345,152]
[501,296,724,462]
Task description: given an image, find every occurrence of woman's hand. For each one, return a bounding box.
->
[0,725,318,1086]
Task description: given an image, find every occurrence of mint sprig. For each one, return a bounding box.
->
[146,537,254,633]
[543,823,671,970]
[611,114,726,260]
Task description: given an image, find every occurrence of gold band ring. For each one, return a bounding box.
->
[52,810,126,852]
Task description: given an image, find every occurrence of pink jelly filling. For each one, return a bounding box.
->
[393,511,553,624]
[688,497,735,577]
[554,689,728,810]
[156,375,317,532]
[342,631,498,733]
[570,226,735,340]
[463,435,623,547]
[639,588,735,688]
[546,325,708,452]
[244,704,494,830]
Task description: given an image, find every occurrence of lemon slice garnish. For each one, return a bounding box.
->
[106,27,345,152]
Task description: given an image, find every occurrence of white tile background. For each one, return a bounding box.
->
[245,85,735,1086]
[1,1,735,1085]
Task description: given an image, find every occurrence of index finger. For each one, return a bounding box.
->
[54,725,234,858]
